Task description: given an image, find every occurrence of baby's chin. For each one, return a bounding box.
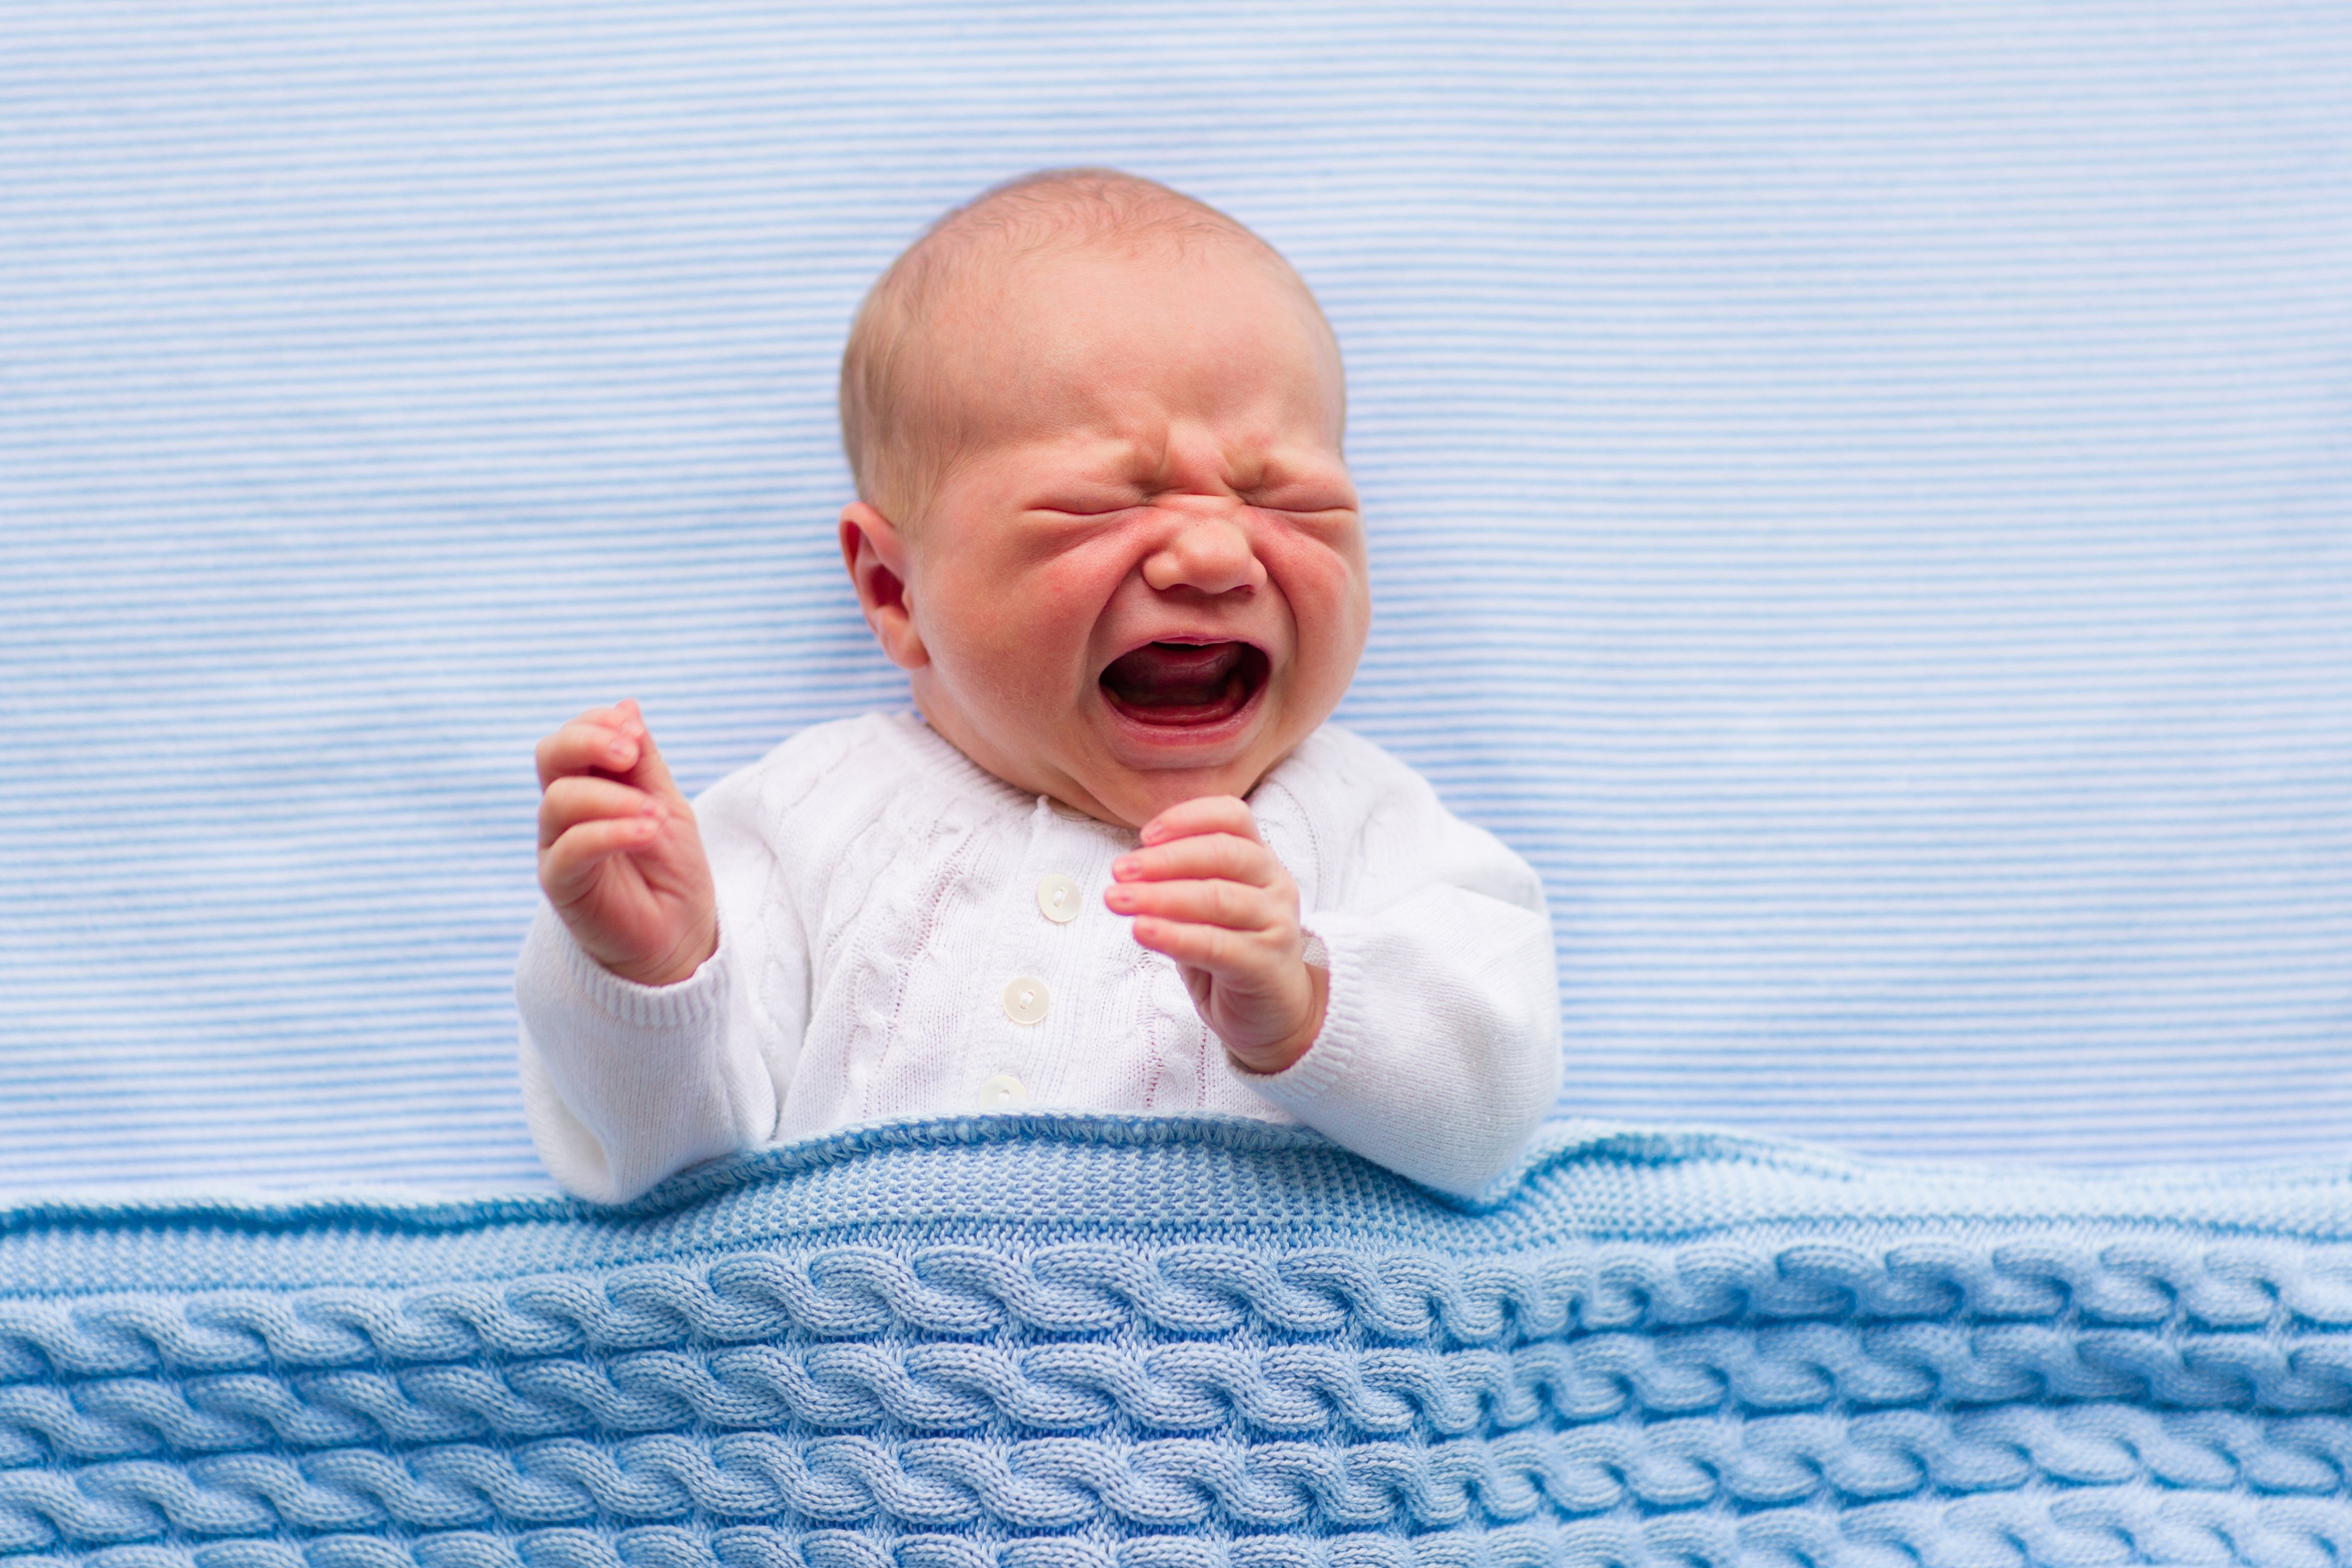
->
[1075,758,1284,830]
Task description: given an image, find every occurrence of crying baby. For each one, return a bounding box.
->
[517,168,1561,1202]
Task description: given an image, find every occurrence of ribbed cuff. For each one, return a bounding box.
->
[1231,919,1355,1098]
[545,909,731,1031]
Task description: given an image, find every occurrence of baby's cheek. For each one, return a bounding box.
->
[1030,550,1121,620]
[1259,512,1366,598]
[1027,538,1157,663]
[1269,547,1369,677]
[940,573,1092,687]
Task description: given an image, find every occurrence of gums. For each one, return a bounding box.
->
[1099,641,1269,727]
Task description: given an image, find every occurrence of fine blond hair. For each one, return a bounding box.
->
[839,168,1327,524]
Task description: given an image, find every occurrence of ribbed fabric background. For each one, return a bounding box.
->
[2,2,2347,1196]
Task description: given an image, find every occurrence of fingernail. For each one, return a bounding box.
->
[1112,856,1138,878]
[607,744,632,766]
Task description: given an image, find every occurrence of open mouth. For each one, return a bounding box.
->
[1099,641,1270,728]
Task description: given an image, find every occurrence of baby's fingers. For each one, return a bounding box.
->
[1113,832,1276,888]
[618,711,689,801]
[1130,916,1254,974]
[1138,795,1259,847]
[1108,877,1279,933]
[537,705,646,789]
[536,700,686,802]
[539,814,666,907]
[538,775,663,850]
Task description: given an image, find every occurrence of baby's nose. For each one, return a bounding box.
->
[1140,508,1266,596]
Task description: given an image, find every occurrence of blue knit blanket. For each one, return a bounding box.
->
[8,1117,2349,1568]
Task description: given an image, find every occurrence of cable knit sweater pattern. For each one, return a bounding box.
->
[516,716,1562,1204]
[6,1116,2352,1568]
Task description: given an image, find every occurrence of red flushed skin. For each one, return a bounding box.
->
[838,240,1368,831]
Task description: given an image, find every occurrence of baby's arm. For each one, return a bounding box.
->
[517,701,785,1201]
[1113,775,1558,1199]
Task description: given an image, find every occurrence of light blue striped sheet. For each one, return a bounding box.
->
[2,2,2347,1197]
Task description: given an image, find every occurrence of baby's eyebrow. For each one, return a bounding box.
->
[1046,430,1154,475]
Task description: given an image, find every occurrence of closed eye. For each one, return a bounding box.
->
[1032,494,1143,518]
[1248,491,1357,517]
[1242,469,1358,515]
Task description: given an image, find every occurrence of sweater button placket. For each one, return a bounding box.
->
[984,809,1101,1113]
[1004,863,1081,1026]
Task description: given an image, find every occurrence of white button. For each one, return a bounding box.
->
[978,1074,1028,1109]
[1002,975,1050,1025]
[1036,874,1082,924]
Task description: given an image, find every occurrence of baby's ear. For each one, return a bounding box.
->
[839,503,927,670]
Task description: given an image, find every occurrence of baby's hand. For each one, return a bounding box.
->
[535,700,717,988]
[1107,797,1327,1075]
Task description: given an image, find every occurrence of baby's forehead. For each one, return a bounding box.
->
[906,250,1343,484]
[932,236,1333,381]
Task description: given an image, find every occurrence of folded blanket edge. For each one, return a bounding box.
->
[5,1111,2349,1241]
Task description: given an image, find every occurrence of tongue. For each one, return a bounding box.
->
[1101,642,1256,724]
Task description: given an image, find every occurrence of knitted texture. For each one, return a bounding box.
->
[516,715,1559,1203]
[6,1117,2351,1567]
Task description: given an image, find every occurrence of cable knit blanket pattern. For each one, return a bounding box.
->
[5,1117,2351,1568]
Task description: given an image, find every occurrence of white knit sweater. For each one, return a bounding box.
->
[516,714,1561,1202]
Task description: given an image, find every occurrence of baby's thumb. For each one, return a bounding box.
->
[620,709,689,804]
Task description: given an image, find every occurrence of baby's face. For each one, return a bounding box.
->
[844,241,1368,829]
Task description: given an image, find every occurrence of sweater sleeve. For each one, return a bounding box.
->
[515,757,806,1203]
[1241,738,1562,1198]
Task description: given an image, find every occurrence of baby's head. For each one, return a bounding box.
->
[837,169,1368,830]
